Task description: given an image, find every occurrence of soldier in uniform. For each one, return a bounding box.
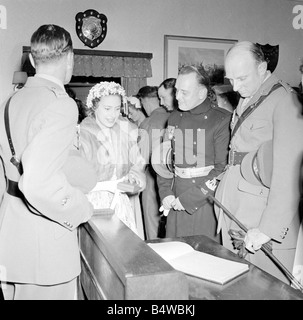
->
[215,41,303,284]
[0,25,95,299]
[157,66,231,241]
[137,86,170,239]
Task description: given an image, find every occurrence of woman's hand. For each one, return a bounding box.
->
[127,171,146,189]
[91,177,125,193]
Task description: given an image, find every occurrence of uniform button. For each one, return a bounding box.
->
[62,198,69,206]
[193,141,197,145]
[197,128,201,132]
[192,179,196,183]
[204,115,208,120]
[180,113,183,117]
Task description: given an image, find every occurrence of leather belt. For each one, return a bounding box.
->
[174,165,214,178]
[228,150,248,166]
[7,179,23,199]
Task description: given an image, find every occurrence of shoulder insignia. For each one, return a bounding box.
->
[276,80,293,94]
[211,103,232,116]
[50,86,68,98]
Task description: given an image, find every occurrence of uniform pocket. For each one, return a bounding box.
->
[243,118,268,131]
[238,178,269,197]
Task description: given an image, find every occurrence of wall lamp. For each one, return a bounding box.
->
[12,71,28,91]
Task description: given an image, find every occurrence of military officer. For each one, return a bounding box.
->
[137,86,170,239]
[0,25,95,299]
[215,41,303,284]
[157,66,231,241]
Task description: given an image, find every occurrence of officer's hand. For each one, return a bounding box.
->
[244,228,271,253]
[171,198,185,211]
[162,195,176,210]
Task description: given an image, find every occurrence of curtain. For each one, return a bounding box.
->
[22,51,153,96]
[73,55,152,96]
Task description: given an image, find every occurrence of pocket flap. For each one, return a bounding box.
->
[243,119,268,131]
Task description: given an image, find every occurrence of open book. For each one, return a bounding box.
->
[148,241,249,285]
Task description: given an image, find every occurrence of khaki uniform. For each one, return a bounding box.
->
[215,74,303,283]
[0,76,93,289]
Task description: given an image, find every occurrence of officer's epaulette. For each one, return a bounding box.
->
[276,80,295,94]
[49,86,69,98]
[211,102,232,116]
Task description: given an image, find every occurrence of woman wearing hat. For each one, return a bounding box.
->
[126,96,146,127]
[79,82,146,239]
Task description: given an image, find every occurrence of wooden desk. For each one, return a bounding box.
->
[78,213,303,300]
[150,235,303,300]
[78,213,188,300]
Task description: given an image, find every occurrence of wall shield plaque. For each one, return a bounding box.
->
[256,43,279,73]
[75,9,107,48]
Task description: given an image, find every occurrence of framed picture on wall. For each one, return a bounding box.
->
[164,35,237,85]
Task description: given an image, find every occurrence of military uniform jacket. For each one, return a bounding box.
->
[157,98,231,237]
[215,74,303,250]
[139,107,170,164]
[0,76,93,285]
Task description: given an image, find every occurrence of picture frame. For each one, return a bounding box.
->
[164,35,237,85]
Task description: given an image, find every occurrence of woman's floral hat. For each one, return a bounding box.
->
[86,81,126,109]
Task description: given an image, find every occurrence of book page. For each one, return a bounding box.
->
[148,241,194,261]
[148,241,249,284]
[170,250,249,284]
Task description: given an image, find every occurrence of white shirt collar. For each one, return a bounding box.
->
[35,73,65,90]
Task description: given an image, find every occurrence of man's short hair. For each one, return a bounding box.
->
[227,41,265,65]
[136,86,159,99]
[179,65,211,88]
[30,24,73,64]
[159,78,176,90]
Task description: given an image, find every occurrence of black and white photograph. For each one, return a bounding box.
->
[0,0,303,305]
